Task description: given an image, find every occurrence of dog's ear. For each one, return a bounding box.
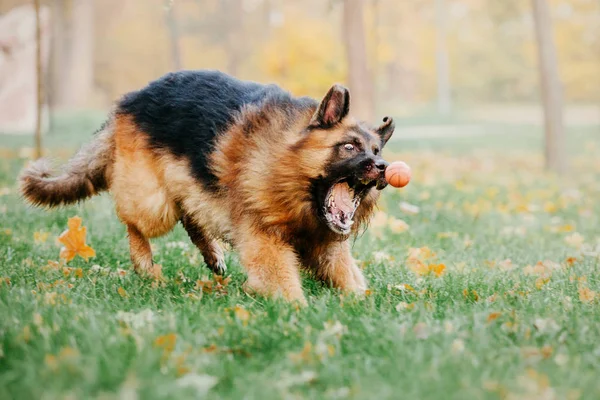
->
[310,84,350,128]
[376,116,395,145]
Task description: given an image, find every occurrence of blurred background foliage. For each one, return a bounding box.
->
[1,0,598,115]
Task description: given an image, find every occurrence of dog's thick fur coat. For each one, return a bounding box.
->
[20,70,395,303]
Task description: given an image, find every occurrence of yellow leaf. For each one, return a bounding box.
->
[487,312,502,323]
[234,305,250,323]
[431,263,446,277]
[33,313,43,327]
[565,232,585,249]
[57,216,96,262]
[535,277,550,290]
[22,325,31,342]
[388,217,410,233]
[578,286,596,304]
[395,283,416,293]
[543,202,558,213]
[395,302,415,311]
[154,333,177,361]
[463,289,479,302]
[437,232,458,239]
[117,287,128,298]
[45,354,58,370]
[194,277,213,293]
[34,231,49,244]
[565,257,578,266]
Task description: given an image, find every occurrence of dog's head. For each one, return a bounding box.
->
[300,84,395,236]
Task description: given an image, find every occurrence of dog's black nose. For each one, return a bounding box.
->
[375,159,389,171]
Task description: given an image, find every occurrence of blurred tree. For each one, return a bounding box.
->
[164,0,182,70]
[220,0,243,76]
[34,0,43,157]
[49,0,94,109]
[435,0,451,115]
[342,0,374,121]
[532,0,566,174]
[260,14,345,96]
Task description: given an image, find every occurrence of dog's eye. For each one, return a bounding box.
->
[344,143,355,151]
[373,147,379,155]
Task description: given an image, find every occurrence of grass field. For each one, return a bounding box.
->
[1,119,600,399]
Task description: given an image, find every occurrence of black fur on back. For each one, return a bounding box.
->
[117,70,316,190]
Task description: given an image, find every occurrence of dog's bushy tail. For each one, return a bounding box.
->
[19,119,115,208]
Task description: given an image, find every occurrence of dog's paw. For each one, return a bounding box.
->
[242,279,307,306]
[207,258,227,275]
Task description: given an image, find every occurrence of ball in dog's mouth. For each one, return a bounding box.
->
[324,181,361,235]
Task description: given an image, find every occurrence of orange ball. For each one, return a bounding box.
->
[385,161,412,188]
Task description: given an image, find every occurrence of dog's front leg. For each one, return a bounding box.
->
[236,226,306,305]
[315,241,367,293]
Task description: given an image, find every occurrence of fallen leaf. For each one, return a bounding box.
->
[498,259,516,271]
[451,339,465,354]
[565,232,585,249]
[388,217,410,233]
[535,277,550,290]
[431,263,446,277]
[565,257,578,266]
[233,305,250,324]
[578,286,596,304]
[487,312,502,323]
[34,231,49,244]
[394,283,416,293]
[399,202,420,215]
[154,333,177,351]
[395,302,415,311]
[463,289,479,302]
[117,287,128,298]
[437,231,458,239]
[58,216,96,262]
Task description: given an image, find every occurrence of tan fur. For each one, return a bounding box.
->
[111,115,180,240]
[237,221,306,304]
[311,241,367,291]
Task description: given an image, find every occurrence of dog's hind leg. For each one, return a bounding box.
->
[181,215,227,275]
[127,224,155,275]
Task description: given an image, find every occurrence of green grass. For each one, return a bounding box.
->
[1,119,600,399]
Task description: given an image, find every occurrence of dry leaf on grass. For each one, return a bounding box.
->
[58,216,95,262]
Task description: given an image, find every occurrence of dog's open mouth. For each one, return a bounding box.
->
[324,181,361,235]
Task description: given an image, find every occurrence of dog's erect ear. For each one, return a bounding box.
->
[376,116,395,145]
[310,84,350,128]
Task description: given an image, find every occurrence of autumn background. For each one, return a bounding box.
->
[1,0,600,399]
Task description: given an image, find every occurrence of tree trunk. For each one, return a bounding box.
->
[532,0,566,174]
[435,0,451,116]
[221,0,243,76]
[342,0,374,121]
[49,0,95,109]
[49,0,67,111]
[34,0,43,158]
[164,0,182,71]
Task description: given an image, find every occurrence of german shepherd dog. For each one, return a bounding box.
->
[20,70,395,304]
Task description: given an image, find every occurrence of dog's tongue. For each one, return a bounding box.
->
[332,182,354,214]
